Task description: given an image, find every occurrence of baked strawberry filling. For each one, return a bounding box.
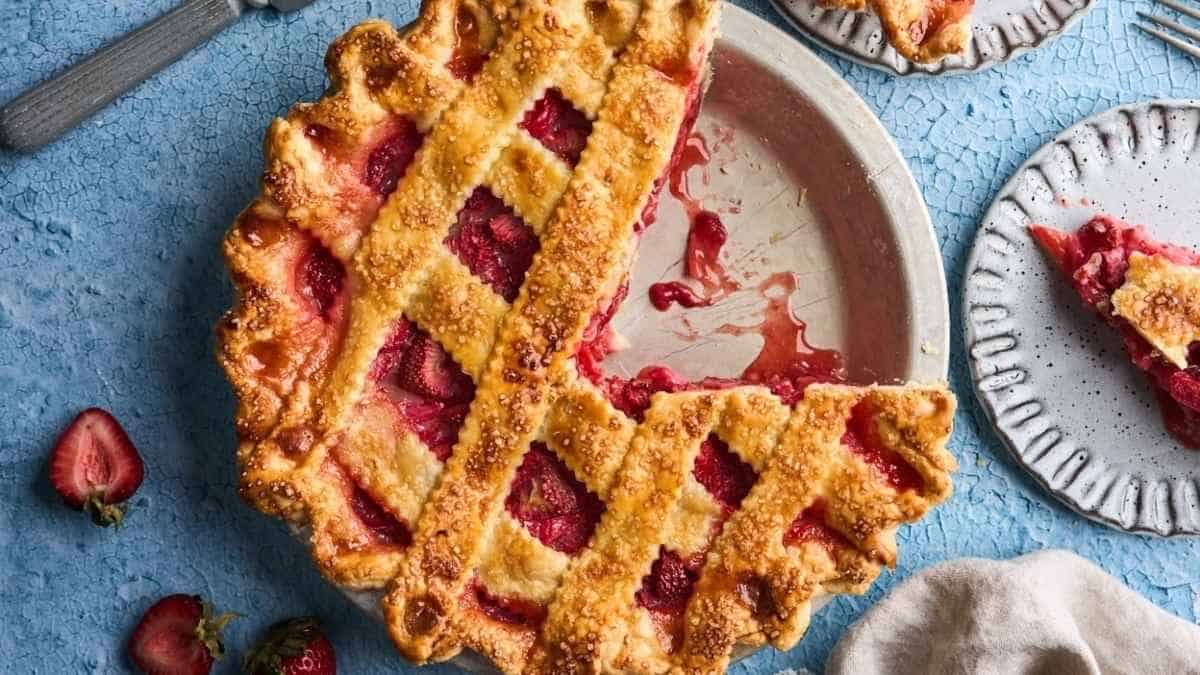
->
[633,437,757,651]
[783,498,848,551]
[692,435,757,512]
[635,548,704,652]
[446,187,539,302]
[363,119,424,197]
[370,318,475,460]
[505,443,605,555]
[843,400,923,493]
[297,242,346,320]
[447,5,485,80]
[350,484,413,547]
[520,88,593,166]
[1031,215,1200,448]
[468,580,548,628]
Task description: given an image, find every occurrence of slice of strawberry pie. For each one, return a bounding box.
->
[1031,215,1200,448]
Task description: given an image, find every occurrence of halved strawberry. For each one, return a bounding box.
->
[48,408,145,527]
[128,594,237,675]
[244,616,337,675]
[399,335,467,402]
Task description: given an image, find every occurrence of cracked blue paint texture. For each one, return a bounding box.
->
[2,0,1199,673]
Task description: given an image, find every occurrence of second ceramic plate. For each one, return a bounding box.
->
[771,0,1096,76]
[965,100,1200,536]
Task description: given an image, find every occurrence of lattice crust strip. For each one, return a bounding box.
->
[217,0,958,672]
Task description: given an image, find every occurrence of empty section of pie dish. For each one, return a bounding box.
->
[771,0,1096,76]
[965,100,1200,536]
[217,1,956,672]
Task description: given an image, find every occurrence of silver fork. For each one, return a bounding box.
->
[1137,0,1200,60]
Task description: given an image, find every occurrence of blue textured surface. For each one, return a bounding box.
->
[2,1,1199,673]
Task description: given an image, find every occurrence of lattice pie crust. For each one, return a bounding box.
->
[217,0,958,672]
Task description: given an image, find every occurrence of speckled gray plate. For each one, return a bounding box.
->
[299,3,948,668]
[771,0,1096,76]
[965,100,1200,536]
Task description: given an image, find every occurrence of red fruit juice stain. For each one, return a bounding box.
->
[717,272,845,405]
[648,132,741,310]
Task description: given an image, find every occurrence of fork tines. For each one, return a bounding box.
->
[1138,0,1200,59]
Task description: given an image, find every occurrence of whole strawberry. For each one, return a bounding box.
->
[128,594,238,675]
[244,617,337,675]
[48,407,145,527]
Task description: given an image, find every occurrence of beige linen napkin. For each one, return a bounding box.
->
[827,549,1200,675]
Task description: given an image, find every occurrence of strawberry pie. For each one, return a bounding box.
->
[216,0,958,672]
[1032,215,1200,448]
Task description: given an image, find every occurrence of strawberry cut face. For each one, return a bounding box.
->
[370,318,475,461]
[127,594,236,675]
[446,187,539,302]
[48,408,145,526]
[504,443,604,555]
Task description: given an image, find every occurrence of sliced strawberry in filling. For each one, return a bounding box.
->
[842,400,923,493]
[446,187,539,302]
[520,89,592,166]
[1031,215,1200,448]
[369,318,475,460]
[467,580,547,628]
[349,484,412,547]
[783,498,849,552]
[692,435,757,512]
[504,443,604,555]
[296,242,345,320]
[362,118,423,197]
[635,547,705,652]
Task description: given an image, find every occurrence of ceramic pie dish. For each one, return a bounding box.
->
[965,100,1200,536]
[217,1,957,671]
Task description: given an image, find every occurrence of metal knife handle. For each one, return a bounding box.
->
[0,0,244,153]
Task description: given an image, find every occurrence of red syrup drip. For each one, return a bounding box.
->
[648,282,710,310]
[717,272,846,405]
[648,133,740,310]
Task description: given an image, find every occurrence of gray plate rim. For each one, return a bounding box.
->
[964,98,1200,538]
[768,0,1098,77]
